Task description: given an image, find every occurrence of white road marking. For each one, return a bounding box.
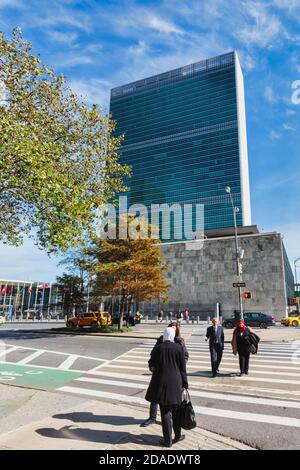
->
[18,350,44,365]
[74,376,300,409]
[57,386,300,428]
[0,347,17,358]
[0,342,107,362]
[57,355,78,370]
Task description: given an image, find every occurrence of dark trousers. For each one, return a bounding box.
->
[149,402,158,420]
[159,404,181,446]
[210,343,223,373]
[238,352,250,374]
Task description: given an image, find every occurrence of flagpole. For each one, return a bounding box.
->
[41,283,45,318]
[54,285,59,317]
[27,283,33,319]
[34,281,39,315]
[47,284,52,317]
[8,286,13,321]
[20,282,26,317]
[14,283,20,316]
[3,283,7,317]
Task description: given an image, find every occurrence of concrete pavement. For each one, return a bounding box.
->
[0,384,252,450]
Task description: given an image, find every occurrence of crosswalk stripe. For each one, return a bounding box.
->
[130,349,296,360]
[114,355,300,373]
[57,355,78,370]
[74,377,300,409]
[103,361,300,379]
[0,347,17,358]
[78,370,300,396]
[17,350,44,365]
[57,386,300,428]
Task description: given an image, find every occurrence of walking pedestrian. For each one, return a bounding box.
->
[141,322,189,427]
[205,317,224,377]
[168,311,173,322]
[231,319,258,376]
[159,309,164,322]
[145,327,188,447]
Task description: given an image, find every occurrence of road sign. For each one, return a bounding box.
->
[233,282,246,288]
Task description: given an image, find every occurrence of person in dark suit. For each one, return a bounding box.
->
[145,327,188,448]
[141,322,189,427]
[205,317,224,377]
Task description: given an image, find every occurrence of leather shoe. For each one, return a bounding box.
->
[173,435,186,444]
[159,439,172,448]
[140,418,156,427]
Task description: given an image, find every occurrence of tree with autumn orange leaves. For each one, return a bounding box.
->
[86,217,170,330]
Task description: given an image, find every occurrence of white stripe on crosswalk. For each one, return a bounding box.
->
[79,370,300,396]
[58,386,300,428]
[57,355,78,370]
[104,361,300,379]
[17,350,44,365]
[74,376,300,409]
[114,356,300,371]
[0,347,17,358]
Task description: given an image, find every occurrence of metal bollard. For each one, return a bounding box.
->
[155,316,158,323]
[197,316,199,324]
[145,315,148,323]
[207,316,210,324]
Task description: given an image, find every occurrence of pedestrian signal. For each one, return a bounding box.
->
[243,292,252,300]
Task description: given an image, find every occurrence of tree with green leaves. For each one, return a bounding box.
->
[0,28,130,252]
[85,217,170,330]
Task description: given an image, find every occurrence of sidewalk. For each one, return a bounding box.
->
[0,384,252,450]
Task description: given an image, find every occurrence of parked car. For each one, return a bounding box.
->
[281,312,300,327]
[0,315,5,326]
[66,311,112,328]
[223,312,276,329]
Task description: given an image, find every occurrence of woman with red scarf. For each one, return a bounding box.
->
[231,320,255,376]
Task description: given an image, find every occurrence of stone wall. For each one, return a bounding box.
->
[146,232,288,320]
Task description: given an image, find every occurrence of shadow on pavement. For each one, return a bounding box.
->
[36,425,163,447]
[53,412,145,426]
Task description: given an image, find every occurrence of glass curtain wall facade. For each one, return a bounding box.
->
[110,51,251,240]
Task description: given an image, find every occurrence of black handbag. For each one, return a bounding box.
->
[180,389,197,430]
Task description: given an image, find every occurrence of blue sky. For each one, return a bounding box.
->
[0,0,300,282]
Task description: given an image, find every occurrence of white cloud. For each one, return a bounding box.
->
[264,85,277,103]
[283,122,297,131]
[46,30,79,45]
[56,54,94,67]
[146,14,183,35]
[235,2,283,47]
[269,129,281,140]
[70,78,113,109]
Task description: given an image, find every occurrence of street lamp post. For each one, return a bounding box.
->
[294,257,300,313]
[225,186,244,320]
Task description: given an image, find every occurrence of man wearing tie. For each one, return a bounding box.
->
[205,317,224,377]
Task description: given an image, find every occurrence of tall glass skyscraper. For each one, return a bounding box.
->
[110,51,251,240]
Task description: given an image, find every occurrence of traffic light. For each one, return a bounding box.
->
[243,292,252,300]
[238,262,243,275]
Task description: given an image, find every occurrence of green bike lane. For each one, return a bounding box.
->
[0,363,82,390]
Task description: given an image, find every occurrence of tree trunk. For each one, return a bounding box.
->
[118,293,125,330]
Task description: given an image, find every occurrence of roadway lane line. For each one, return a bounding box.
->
[57,354,78,370]
[0,360,85,374]
[17,350,44,364]
[0,343,107,362]
[57,386,300,428]
[74,377,300,409]
[0,347,17,358]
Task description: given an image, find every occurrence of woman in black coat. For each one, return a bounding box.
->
[145,327,188,447]
[231,319,258,376]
